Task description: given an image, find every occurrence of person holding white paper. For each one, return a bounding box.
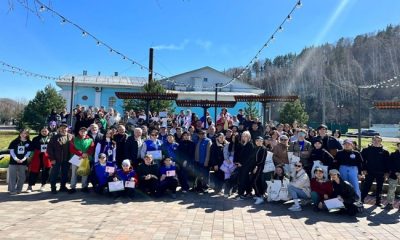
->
[114,160,137,199]
[141,130,163,164]
[329,169,358,216]
[310,167,333,211]
[69,127,95,194]
[157,157,179,198]
[94,153,115,195]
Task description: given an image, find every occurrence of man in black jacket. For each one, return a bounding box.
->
[124,128,143,168]
[361,136,390,206]
[176,131,195,192]
[385,142,400,210]
[136,154,159,196]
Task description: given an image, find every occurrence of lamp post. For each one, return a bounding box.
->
[337,104,344,127]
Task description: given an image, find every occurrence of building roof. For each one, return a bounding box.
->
[160,66,264,93]
[56,75,147,88]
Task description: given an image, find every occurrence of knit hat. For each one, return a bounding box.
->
[122,159,131,167]
[329,169,340,175]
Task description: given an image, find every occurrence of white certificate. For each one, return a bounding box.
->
[108,181,125,192]
[166,170,176,177]
[17,146,25,154]
[105,166,115,174]
[147,150,162,160]
[69,155,81,166]
[324,198,345,210]
[125,181,135,189]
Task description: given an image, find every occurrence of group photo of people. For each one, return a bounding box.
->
[6,105,400,216]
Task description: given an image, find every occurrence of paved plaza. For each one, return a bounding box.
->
[0,184,399,240]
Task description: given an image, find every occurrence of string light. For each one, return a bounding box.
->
[0,60,66,81]
[360,74,400,89]
[22,0,169,80]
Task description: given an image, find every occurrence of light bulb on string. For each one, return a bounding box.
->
[96,41,101,46]
[287,15,292,21]
[82,31,87,37]
[296,0,302,8]
[39,5,46,12]
[278,26,283,32]
[60,18,67,25]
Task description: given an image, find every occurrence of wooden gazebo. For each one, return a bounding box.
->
[234,95,298,122]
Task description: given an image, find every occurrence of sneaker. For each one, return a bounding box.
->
[39,185,46,192]
[26,186,33,193]
[384,203,394,210]
[354,201,363,208]
[81,187,89,193]
[288,204,302,212]
[254,197,264,205]
[68,188,77,194]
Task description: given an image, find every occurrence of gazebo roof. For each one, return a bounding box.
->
[176,100,236,108]
[374,101,400,109]
[115,92,178,100]
[234,95,298,102]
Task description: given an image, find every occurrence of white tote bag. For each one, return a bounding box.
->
[263,151,275,173]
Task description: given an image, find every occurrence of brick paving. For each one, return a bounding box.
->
[0,184,399,240]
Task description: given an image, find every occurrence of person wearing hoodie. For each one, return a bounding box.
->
[287,161,311,212]
[329,169,358,216]
[335,139,363,200]
[309,139,335,171]
[385,142,400,211]
[69,127,95,193]
[209,133,229,193]
[361,136,390,206]
[310,167,333,211]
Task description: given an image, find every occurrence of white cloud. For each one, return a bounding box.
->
[152,39,189,51]
[195,39,212,51]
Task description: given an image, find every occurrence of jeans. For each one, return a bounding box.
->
[50,161,70,190]
[339,165,361,200]
[387,178,399,204]
[310,191,320,205]
[288,184,308,200]
[70,164,88,189]
[8,165,26,193]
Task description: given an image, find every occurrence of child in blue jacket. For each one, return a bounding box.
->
[94,153,116,195]
[157,157,179,198]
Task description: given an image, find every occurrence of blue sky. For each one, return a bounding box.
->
[1,0,400,100]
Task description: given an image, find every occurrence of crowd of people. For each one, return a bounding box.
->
[7,105,400,216]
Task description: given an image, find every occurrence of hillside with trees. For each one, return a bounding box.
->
[226,24,400,127]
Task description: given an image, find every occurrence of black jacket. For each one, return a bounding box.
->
[136,163,159,181]
[332,178,357,205]
[309,148,335,169]
[361,145,390,174]
[234,141,255,169]
[335,150,364,174]
[209,141,227,168]
[124,136,140,165]
[176,140,195,165]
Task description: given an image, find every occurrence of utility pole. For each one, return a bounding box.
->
[358,86,362,149]
[146,48,154,124]
[69,76,75,127]
[322,76,326,124]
